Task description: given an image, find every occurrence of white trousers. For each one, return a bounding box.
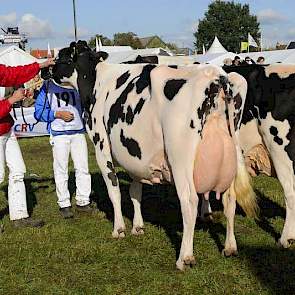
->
[0,131,29,220]
[51,133,91,208]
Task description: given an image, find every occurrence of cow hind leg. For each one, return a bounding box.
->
[262,138,295,247]
[130,180,144,235]
[279,198,295,248]
[276,170,295,248]
[222,188,238,256]
[276,163,295,248]
[172,169,198,271]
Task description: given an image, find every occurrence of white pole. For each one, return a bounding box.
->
[260,31,263,52]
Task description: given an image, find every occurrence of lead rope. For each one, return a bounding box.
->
[20,98,28,125]
[18,80,51,128]
[12,103,17,120]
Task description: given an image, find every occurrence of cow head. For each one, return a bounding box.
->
[51,40,108,111]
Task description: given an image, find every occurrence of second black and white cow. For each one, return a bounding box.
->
[223,64,295,248]
[51,41,256,270]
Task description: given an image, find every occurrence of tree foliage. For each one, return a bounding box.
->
[113,32,143,49]
[88,34,113,49]
[194,1,260,53]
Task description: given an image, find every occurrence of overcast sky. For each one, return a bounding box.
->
[0,0,294,49]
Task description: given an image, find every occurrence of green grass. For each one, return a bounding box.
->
[0,136,294,295]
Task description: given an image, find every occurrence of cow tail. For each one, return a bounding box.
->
[224,147,259,218]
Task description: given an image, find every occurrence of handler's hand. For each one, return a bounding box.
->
[40,58,55,68]
[55,111,74,122]
[8,88,26,104]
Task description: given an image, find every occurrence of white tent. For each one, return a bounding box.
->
[206,36,228,54]
[0,45,38,97]
[0,45,48,137]
[239,49,295,64]
[158,55,195,65]
[0,45,37,66]
[100,46,133,53]
[107,47,172,63]
[193,52,236,66]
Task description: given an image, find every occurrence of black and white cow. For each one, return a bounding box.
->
[223,64,295,248]
[51,41,256,270]
[122,55,158,64]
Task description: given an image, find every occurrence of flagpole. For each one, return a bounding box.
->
[247,33,249,53]
[260,31,263,52]
[72,0,77,41]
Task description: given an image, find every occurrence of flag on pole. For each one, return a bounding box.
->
[96,37,103,52]
[248,33,258,47]
[240,42,248,52]
[202,44,206,55]
[95,37,99,52]
[47,43,52,58]
[99,38,103,51]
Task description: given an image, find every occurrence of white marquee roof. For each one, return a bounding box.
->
[206,36,228,54]
[0,45,37,66]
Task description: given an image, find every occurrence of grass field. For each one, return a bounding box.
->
[0,136,294,295]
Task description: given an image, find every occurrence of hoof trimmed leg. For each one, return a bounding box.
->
[112,227,125,238]
[200,213,213,223]
[176,256,196,271]
[222,248,238,257]
[131,226,144,235]
[277,238,294,249]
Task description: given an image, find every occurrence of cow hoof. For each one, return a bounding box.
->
[112,228,125,239]
[200,213,213,223]
[131,226,144,235]
[184,256,196,266]
[222,248,238,257]
[176,256,196,271]
[176,260,185,271]
[277,238,294,248]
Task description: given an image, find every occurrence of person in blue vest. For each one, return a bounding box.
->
[34,80,93,218]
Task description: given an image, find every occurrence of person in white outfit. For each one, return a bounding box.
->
[0,59,54,228]
[34,79,93,218]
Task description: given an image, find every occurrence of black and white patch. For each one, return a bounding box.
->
[164,79,187,101]
[125,98,146,125]
[120,129,142,159]
[135,64,156,94]
[270,126,284,145]
[116,71,131,89]
[93,132,100,145]
[196,82,219,134]
[106,161,118,186]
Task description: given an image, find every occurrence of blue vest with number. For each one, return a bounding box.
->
[48,81,85,136]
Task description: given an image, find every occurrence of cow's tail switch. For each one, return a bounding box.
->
[224,148,259,218]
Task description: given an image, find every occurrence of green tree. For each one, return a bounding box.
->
[88,34,112,49]
[113,32,143,49]
[165,42,180,54]
[194,1,260,53]
[145,36,167,48]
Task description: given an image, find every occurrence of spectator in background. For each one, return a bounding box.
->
[0,59,54,228]
[257,56,265,64]
[223,58,232,66]
[242,56,255,65]
[232,56,241,66]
